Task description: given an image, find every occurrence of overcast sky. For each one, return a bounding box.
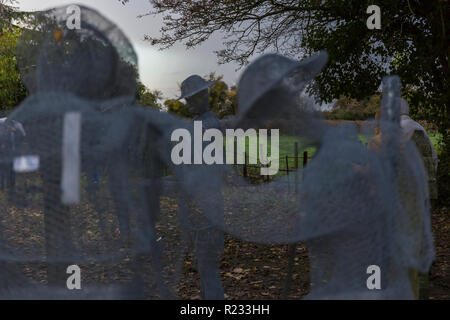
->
[17,0,242,99]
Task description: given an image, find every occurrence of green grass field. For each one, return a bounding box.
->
[224,130,443,181]
[429,132,444,154]
[223,135,316,175]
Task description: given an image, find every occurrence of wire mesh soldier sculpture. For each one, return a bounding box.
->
[231,52,397,298]
[7,4,222,299]
[222,54,434,299]
[399,98,438,203]
[398,98,437,299]
[231,52,328,297]
[365,77,434,299]
[173,75,225,299]
[0,4,167,298]
[281,76,432,299]
[369,96,436,299]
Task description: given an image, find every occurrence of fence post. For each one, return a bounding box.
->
[260,143,267,182]
[294,142,299,169]
[234,139,237,168]
[243,151,248,178]
[294,142,299,193]
[285,155,290,192]
[223,139,227,166]
[285,155,289,175]
[283,149,307,299]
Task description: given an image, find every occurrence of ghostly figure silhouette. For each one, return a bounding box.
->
[174,75,225,300]
[368,91,434,299]
[220,55,433,299]
[398,98,436,299]
[2,4,166,298]
[399,98,438,200]
[8,5,224,299]
[364,77,433,299]
[232,52,392,298]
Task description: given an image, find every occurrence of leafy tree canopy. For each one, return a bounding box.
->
[0,26,27,112]
[324,94,381,120]
[136,81,163,109]
[121,0,449,203]
[164,98,193,118]
[0,0,19,31]
[121,0,448,109]
[0,1,29,113]
[205,72,237,118]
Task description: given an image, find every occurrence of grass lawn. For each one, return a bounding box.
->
[223,134,316,180]
[223,129,443,182]
[429,132,444,154]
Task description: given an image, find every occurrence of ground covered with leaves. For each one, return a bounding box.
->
[177,205,450,300]
[0,185,448,299]
[429,206,450,299]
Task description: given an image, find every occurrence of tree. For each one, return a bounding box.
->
[121,0,449,204]
[0,1,28,112]
[0,0,19,31]
[324,94,380,120]
[222,85,238,118]
[164,98,193,118]
[136,81,163,109]
[205,72,237,118]
[0,26,27,112]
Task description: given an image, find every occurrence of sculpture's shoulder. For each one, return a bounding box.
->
[195,111,221,130]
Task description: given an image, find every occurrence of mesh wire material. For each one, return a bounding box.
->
[0,4,434,299]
